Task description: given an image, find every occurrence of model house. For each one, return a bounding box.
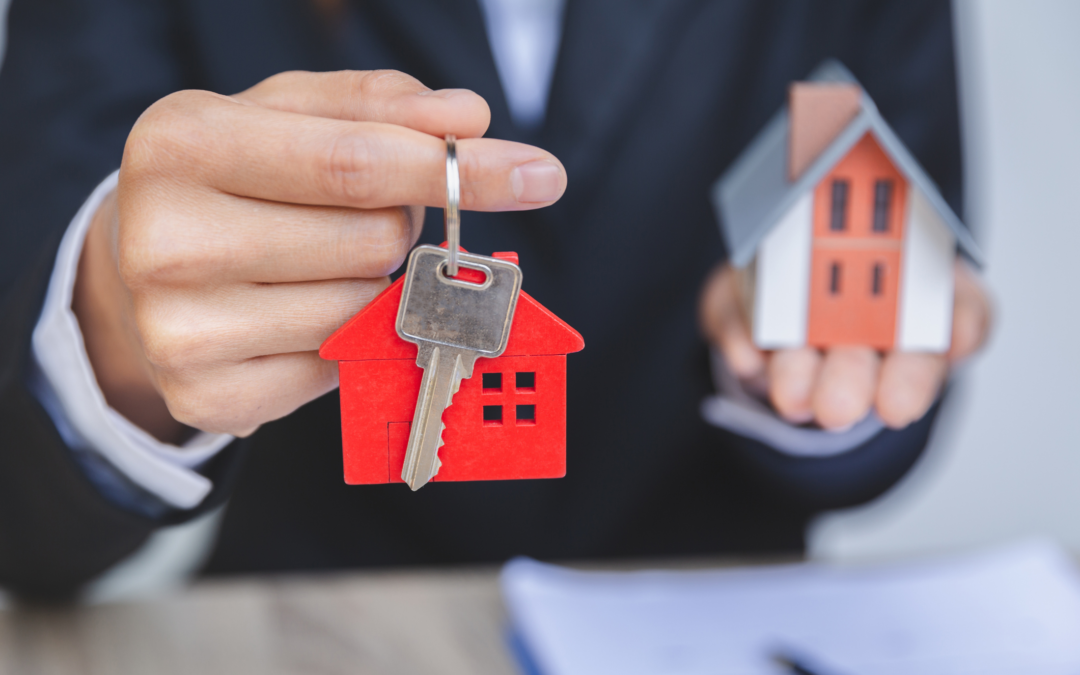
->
[712,62,982,351]
[320,252,584,485]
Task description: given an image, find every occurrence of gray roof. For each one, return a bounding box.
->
[712,60,983,268]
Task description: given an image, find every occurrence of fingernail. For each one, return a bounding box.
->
[418,88,469,99]
[511,161,562,203]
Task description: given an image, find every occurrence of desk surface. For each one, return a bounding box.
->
[0,557,789,675]
[0,568,515,675]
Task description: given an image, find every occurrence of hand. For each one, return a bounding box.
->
[72,70,567,442]
[699,260,991,431]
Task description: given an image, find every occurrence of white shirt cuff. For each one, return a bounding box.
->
[701,349,884,457]
[30,171,234,510]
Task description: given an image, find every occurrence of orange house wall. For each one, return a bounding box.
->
[806,133,908,350]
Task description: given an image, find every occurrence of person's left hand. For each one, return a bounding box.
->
[699,260,992,430]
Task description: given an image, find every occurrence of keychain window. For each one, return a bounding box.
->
[517,404,536,425]
[516,372,536,392]
[482,372,502,392]
[483,405,503,426]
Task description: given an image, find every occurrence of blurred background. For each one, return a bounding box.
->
[0,0,1077,570]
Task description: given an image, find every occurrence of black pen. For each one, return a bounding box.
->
[771,651,849,675]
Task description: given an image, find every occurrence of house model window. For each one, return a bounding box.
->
[712,60,983,353]
[830,180,849,231]
[873,180,893,232]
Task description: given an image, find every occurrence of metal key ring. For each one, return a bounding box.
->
[444,134,461,277]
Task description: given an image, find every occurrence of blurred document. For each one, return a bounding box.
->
[501,540,1080,675]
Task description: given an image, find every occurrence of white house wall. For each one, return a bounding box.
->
[753,192,813,348]
[897,188,956,351]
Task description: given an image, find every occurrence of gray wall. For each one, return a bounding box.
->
[812,0,1080,561]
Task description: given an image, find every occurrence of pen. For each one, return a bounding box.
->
[771,651,849,675]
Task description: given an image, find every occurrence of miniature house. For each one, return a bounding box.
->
[712,62,982,352]
[320,252,584,485]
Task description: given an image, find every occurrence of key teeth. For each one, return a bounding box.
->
[412,364,464,489]
[408,422,446,491]
[431,422,445,478]
[431,378,461,480]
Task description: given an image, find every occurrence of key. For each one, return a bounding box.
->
[396,244,523,490]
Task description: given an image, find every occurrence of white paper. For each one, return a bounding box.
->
[501,540,1080,675]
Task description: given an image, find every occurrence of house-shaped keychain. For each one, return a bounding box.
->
[320,251,584,485]
[712,61,982,351]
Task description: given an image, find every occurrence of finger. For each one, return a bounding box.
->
[137,278,389,369]
[699,264,765,380]
[768,347,822,424]
[133,92,565,211]
[813,346,880,431]
[233,70,491,138]
[949,259,992,363]
[131,192,423,284]
[875,351,948,429]
[160,351,338,436]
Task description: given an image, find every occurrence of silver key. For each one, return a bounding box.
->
[396,244,523,490]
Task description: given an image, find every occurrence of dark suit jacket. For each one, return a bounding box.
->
[0,0,962,600]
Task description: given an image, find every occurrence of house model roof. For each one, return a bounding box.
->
[320,259,585,362]
[712,60,983,268]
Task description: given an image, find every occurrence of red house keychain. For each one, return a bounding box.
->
[320,135,584,488]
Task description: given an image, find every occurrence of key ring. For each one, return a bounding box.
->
[445,134,461,277]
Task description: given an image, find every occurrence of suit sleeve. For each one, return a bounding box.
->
[0,0,245,601]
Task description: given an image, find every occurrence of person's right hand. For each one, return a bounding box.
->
[72,70,567,442]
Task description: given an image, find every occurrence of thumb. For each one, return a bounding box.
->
[700,263,766,379]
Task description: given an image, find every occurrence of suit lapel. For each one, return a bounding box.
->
[541,0,704,204]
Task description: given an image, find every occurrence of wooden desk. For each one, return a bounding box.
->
[0,568,515,675]
[0,557,790,675]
